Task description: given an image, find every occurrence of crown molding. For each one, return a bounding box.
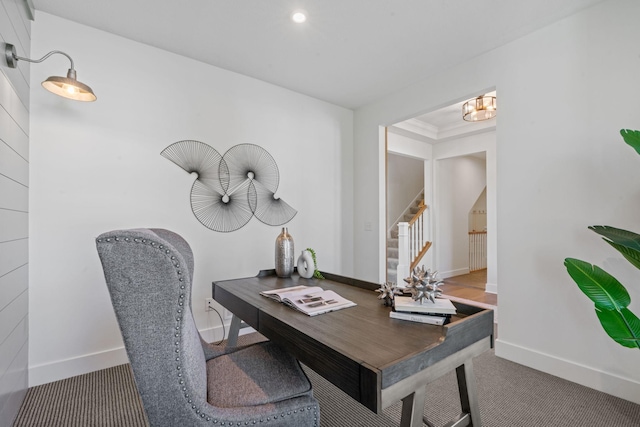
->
[436,119,496,142]
[387,125,435,144]
[393,119,439,139]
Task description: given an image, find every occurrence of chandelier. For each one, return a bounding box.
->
[462,95,496,122]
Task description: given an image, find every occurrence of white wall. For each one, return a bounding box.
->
[433,131,497,290]
[386,153,423,230]
[0,0,31,423]
[469,188,487,232]
[355,0,640,404]
[29,12,354,386]
[435,155,486,278]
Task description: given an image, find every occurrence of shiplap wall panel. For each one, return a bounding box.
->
[0,2,30,111]
[0,176,27,211]
[0,340,27,423]
[0,101,29,160]
[0,240,27,279]
[0,266,27,311]
[0,142,28,185]
[0,210,27,242]
[0,316,27,376]
[6,0,30,38]
[2,0,31,85]
[0,73,28,133]
[18,0,30,38]
[0,0,29,423]
[0,291,27,346]
[3,0,30,54]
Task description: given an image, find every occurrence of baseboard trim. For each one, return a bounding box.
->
[439,268,470,279]
[485,282,497,294]
[495,339,640,405]
[29,324,228,387]
[29,346,129,387]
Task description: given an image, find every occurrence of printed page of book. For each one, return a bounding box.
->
[283,289,356,316]
[260,285,324,302]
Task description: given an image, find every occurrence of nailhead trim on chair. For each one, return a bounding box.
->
[97,235,319,426]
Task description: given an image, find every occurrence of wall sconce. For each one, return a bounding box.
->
[4,43,96,102]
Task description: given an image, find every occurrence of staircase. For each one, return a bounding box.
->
[387,194,426,284]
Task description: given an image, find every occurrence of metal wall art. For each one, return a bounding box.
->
[161,140,297,232]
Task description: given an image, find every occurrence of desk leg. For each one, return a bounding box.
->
[456,360,481,427]
[400,385,426,427]
[227,315,242,347]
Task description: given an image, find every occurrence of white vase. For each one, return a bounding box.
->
[297,250,315,279]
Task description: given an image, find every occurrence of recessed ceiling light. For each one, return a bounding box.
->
[292,10,307,23]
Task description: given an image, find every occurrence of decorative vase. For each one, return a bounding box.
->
[275,227,294,277]
[297,250,315,279]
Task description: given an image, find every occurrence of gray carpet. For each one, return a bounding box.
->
[13,335,640,427]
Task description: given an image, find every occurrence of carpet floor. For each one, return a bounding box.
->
[13,334,640,427]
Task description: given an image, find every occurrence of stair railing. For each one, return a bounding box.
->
[397,202,431,283]
[469,231,487,271]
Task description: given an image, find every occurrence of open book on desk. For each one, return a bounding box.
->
[260,285,356,316]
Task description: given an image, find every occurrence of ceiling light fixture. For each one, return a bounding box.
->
[462,94,496,122]
[4,43,97,102]
[291,10,307,23]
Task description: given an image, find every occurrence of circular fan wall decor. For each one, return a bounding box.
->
[161,141,297,232]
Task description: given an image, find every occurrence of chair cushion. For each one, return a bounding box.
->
[206,341,312,408]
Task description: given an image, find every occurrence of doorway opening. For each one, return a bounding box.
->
[384,91,497,316]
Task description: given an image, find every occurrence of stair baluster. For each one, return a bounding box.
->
[396,201,431,283]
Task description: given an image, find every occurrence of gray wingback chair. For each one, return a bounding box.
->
[96,228,319,426]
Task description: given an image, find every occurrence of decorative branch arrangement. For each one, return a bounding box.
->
[161,141,297,232]
[565,129,640,350]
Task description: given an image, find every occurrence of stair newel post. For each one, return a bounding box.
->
[397,222,410,284]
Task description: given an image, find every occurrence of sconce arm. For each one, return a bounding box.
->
[5,43,75,71]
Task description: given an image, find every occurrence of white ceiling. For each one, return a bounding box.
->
[32,0,604,110]
[394,91,498,143]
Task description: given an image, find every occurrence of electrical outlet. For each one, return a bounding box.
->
[205,298,216,311]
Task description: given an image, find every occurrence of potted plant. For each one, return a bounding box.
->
[564,129,640,349]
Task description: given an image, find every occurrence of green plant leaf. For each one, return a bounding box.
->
[589,225,640,252]
[595,307,640,349]
[305,247,325,279]
[564,258,630,310]
[605,241,640,270]
[621,129,640,156]
[589,226,640,269]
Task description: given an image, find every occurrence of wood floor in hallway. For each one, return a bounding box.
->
[440,270,497,306]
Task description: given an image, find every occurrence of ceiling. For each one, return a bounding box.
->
[392,91,498,143]
[32,0,604,111]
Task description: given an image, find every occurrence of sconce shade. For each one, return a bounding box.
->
[462,95,496,122]
[4,43,96,102]
[42,69,96,102]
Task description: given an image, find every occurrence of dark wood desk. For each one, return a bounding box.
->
[212,271,493,427]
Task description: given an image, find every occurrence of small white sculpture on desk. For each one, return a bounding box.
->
[297,248,325,279]
[297,250,315,278]
[376,282,403,306]
[403,266,443,304]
